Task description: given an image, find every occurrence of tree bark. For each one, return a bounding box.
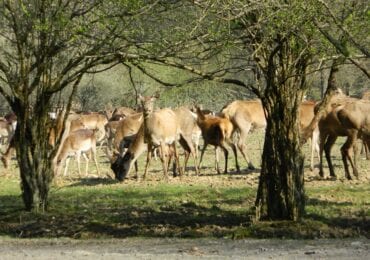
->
[254,39,307,221]
[255,91,305,220]
[12,98,57,212]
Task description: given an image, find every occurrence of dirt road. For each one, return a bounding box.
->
[0,237,368,259]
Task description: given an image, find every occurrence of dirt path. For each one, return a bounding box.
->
[0,237,369,259]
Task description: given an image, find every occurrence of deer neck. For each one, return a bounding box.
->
[142,109,153,144]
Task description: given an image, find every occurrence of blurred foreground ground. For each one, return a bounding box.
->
[0,237,369,259]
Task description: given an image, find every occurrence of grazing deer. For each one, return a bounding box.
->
[111,94,184,181]
[112,112,144,155]
[55,129,101,177]
[111,106,200,180]
[195,106,240,174]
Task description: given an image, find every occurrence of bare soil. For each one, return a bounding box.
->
[0,237,369,259]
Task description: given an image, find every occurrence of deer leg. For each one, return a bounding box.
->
[91,148,100,177]
[220,145,229,174]
[82,153,89,177]
[76,152,83,177]
[324,134,338,178]
[341,133,358,180]
[318,132,327,178]
[199,143,208,170]
[143,144,153,180]
[310,127,320,171]
[63,157,71,177]
[215,146,221,174]
[159,143,169,180]
[1,136,15,169]
[179,135,199,175]
[365,138,370,160]
[230,142,240,173]
[173,142,182,177]
[236,126,255,170]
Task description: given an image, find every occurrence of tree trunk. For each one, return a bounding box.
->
[255,88,305,220]
[254,38,307,221]
[13,101,56,212]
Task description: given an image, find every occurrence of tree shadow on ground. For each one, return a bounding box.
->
[0,187,368,239]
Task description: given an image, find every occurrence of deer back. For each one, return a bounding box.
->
[144,108,180,146]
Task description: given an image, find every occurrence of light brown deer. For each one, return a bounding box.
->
[220,99,266,170]
[68,113,108,143]
[111,94,185,181]
[111,106,137,119]
[111,105,200,180]
[299,100,320,170]
[360,89,370,159]
[0,118,14,146]
[317,93,370,179]
[138,94,182,180]
[195,106,240,174]
[55,129,101,177]
[173,106,199,175]
[221,99,320,171]
[111,112,143,155]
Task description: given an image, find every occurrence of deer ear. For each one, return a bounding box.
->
[153,91,160,99]
[138,94,144,102]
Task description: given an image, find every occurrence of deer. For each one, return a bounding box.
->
[111,112,144,155]
[195,106,240,174]
[0,118,14,146]
[111,93,182,181]
[220,99,266,170]
[68,112,108,144]
[221,99,320,171]
[132,94,183,180]
[317,95,370,180]
[299,100,320,171]
[55,128,101,177]
[360,89,370,159]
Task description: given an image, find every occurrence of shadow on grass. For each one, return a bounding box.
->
[67,177,118,187]
[0,187,368,239]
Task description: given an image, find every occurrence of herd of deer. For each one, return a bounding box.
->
[0,88,369,182]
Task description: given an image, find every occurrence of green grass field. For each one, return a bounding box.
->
[0,131,369,239]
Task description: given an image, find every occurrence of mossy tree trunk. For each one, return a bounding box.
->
[254,37,308,221]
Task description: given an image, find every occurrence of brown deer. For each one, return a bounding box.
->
[68,113,108,143]
[111,106,137,119]
[111,112,144,155]
[317,93,370,180]
[195,106,240,174]
[55,129,101,177]
[220,99,266,170]
[0,118,14,146]
[137,94,183,180]
[173,106,199,175]
[360,89,370,159]
[221,99,320,171]
[111,105,200,180]
[111,96,198,181]
[299,100,320,170]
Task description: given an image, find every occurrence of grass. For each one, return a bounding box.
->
[0,132,369,239]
